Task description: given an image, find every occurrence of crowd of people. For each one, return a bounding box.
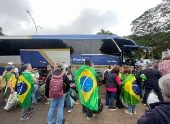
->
[0,61,77,123]
[0,58,170,124]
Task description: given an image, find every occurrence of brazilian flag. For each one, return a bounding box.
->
[75,65,99,111]
[17,72,34,107]
[118,72,125,81]
[122,74,140,105]
[4,72,17,88]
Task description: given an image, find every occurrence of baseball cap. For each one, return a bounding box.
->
[8,62,14,65]
[6,66,15,71]
[33,68,38,71]
[63,64,68,69]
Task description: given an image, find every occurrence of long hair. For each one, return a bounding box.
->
[108,65,113,69]
[124,68,131,75]
[111,67,120,75]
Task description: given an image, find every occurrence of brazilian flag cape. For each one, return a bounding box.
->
[118,72,125,81]
[17,72,34,108]
[122,74,140,105]
[75,65,99,111]
[4,72,17,88]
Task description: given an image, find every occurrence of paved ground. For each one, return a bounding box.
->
[0,85,148,124]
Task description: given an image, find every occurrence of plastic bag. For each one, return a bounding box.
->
[70,97,75,107]
[4,92,18,110]
[68,88,78,101]
[147,92,159,107]
[39,83,45,96]
[67,74,72,81]
[121,99,128,108]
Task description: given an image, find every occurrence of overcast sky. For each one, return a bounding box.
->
[0,0,162,36]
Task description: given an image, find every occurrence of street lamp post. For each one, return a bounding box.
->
[36,26,43,34]
[26,10,42,35]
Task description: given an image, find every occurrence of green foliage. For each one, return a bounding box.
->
[97,29,116,35]
[131,1,170,35]
[127,31,170,59]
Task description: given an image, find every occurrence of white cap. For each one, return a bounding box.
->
[33,68,38,71]
[8,62,14,65]
[63,64,68,69]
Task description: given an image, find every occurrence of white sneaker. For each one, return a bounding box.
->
[68,109,72,113]
[110,107,117,111]
[106,106,109,108]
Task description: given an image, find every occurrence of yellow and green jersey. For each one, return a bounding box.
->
[4,72,17,88]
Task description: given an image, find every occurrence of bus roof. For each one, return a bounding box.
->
[0,34,134,41]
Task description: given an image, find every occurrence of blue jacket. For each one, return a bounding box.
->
[138,102,170,124]
[105,72,117,88]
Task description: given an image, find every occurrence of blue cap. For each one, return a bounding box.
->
[6,66,15,71]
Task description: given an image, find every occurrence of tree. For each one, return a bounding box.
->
[0,27,4,36]
[131,0,170,35]
[127,31,170,59]
[97,29,116,35]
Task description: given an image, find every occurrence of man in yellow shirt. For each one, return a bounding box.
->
[3,66,17,103]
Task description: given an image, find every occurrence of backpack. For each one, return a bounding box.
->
[49,72,65,98]
[91,98,103,114]
[103,70,109,83]
[132,70,141,84]
[116,88,124,109]
[97,72,103,86]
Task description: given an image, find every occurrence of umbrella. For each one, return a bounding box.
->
[158,60,170,75]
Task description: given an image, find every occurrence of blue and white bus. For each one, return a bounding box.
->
[0,34,148,74]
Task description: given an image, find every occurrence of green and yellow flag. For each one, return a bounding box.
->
[118,72,125,81]
[17,72,34,108]
[122,74,140,105]
[4,72,17,88]
[75,65,99,111]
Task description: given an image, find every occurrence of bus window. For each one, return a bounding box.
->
[26,39,41,49]
[12,39,70,55]
[91,40,102,54]
[13,40,30,55]
[41,39,68,49]
[131,50,140,63]
[65,40,92,54]
[0,40,13,55]
[122,50,139,66]
[99,39,120,55]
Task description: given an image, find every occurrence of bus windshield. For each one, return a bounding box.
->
[122,49,140,66]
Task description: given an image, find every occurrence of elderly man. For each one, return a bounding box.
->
[7,62,19,77]
[47,65,54,77]
[3,66,17,103]
[138,74,170,124]
[135,58,147,67]
[18,63,35,120]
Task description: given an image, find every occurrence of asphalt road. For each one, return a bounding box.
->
[0,85,148,124]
